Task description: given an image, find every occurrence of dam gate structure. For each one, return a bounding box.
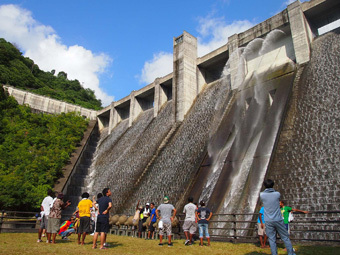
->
[85,0,340,241]
[4,0,339,241]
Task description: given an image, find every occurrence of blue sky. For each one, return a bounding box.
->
[0,0,303,106]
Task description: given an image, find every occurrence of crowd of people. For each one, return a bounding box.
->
[132,196,212,247]
[37,179,307,254]
[36,189,212,248]
[37,188,112,249]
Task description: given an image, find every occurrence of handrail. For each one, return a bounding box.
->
[57,120,98,195]
[1,210,340,243]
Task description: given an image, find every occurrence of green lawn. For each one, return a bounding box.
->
[1,233,339,255]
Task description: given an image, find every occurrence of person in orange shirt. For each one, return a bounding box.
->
[74,192,93,245]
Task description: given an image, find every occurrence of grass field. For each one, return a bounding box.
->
[1,233,340,255]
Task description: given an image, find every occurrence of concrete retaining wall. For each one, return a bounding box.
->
[3,85,97,120]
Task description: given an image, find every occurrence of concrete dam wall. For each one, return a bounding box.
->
[48,0,338,239]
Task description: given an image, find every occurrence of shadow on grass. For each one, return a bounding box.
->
[104,241,123,248]
[294,245,340,255]
[244,253,268,255]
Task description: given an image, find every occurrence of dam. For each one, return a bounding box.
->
[4,0,340,240]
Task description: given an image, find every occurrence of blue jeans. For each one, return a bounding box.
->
[61,228,75,237]
[198,223,210,238]
[265,220,295,255]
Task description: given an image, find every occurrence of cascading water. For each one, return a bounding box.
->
[191,29,296,236]
[119,80,231,214]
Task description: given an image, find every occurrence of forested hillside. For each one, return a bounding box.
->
[0,86,89,211]
[0,38,102,110]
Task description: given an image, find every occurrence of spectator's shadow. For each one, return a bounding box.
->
[103,242,122,248]
[244,252,269,255]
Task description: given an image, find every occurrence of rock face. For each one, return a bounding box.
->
[267,32,340,240]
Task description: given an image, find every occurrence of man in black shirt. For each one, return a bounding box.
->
[92,188,112,249]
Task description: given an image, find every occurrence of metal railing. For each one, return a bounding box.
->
[1,209,340,243]
[176,211,340,243]
[0,210,39,233]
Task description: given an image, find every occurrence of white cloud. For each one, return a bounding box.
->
[139,51,173,84]
[197,16,254,56]
[284,0,295,5]
[138,15,254,85]
[0,4,113,106]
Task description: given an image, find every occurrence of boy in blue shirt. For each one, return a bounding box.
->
[258,206,268,248]
[147,202,157,239]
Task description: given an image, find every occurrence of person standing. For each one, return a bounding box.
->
[156,196,177,247]
[75,192,93,245]
[37,189,54,243]
[92,188,112,250]
[260,179,296,255]
[183,197,197,245]
[90,193,102,235]
[133,200,141,232]
[280,200,308,232]
[137,204,144,238]
[258,206,268,248]
[47,193,71,244]
[196,201,212,247]
[147,202,157,239]
[143,202,150,229]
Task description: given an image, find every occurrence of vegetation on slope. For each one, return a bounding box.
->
[0,86,88,211]
[0,38,102,110]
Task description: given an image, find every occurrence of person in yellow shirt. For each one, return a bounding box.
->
[74,192,93,245]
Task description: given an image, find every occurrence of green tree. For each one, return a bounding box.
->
[0,38,103,110]
[0,86,89,211]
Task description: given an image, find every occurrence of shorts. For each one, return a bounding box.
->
[159,222,172,236]
[47,217,60,234]
[149,222,156,232]
[198,223,210,238]
[40,215,48,229]
[257,223,266,236]
[183,220,197,234]
[78,216,91,233]
[96,217,109,233]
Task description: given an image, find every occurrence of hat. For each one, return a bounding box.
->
[146,202,150,206]
[164,196,169,203]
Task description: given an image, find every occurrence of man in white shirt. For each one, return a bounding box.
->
[183,197,197,245]
[156,196,177,247]
[37,189,54,242]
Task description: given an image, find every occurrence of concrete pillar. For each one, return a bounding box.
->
[129,92,137,127]
[154,79,160,118]
[228,34,242,90]
[173,31,198,122]
[97,116,105,131]
[196,66,206,94]
[108,102,118,134]
[287,1,312,65]
[154,79,168,117]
